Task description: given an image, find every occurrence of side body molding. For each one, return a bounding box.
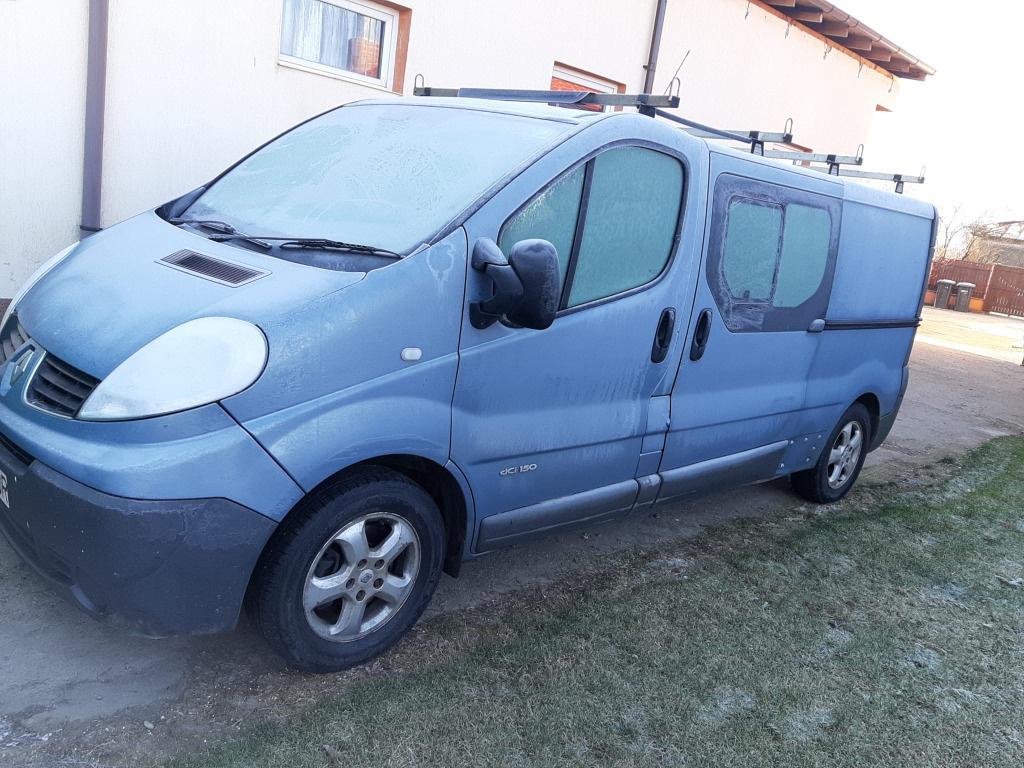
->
[474,440,789,553]
[657,441,789,504]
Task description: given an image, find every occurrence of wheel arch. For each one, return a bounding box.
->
[854,392,881,443]
[274,454,471,578]
[355,455,469,577]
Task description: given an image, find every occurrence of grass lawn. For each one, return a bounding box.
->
[174,438,1024,767]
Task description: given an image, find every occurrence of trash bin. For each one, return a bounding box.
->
[934,279,956,309]
[954,282,976,312]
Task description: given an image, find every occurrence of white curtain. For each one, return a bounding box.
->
[281,0,384,74]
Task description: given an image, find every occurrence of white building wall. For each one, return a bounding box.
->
[2,0,906,299]
[0,1,90,298]
[654,0,898,155]
[404,0,655,92]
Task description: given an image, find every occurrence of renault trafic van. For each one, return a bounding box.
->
[0,94,935,671]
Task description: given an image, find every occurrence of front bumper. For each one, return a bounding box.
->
[0,434,277,636]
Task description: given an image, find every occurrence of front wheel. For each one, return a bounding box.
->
[248,467,444,672]
[791,403,872,503]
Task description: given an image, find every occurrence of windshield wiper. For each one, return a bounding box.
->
[169,218,273,249]
[274,238,402,259]
[170,219,401,259]
[212,235,401,259]
[170,217,234,233]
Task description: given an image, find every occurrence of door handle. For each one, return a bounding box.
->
[689,308,713,361]
[651,308,676,363]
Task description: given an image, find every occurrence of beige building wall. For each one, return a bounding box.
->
[0,1,90,298]
[1,0,906,299]
[655,0,898,154]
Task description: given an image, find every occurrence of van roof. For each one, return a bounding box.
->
[351,96,605,124]
[351,97,934,217]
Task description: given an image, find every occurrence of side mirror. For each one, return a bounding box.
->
[470,238,560,331]
[506,239,559,330]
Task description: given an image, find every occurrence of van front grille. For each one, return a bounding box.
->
[27,354,101,418]
[0,316,29,367]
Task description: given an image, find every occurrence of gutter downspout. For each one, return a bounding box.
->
[80,0,109,236]
[643,0,669,94]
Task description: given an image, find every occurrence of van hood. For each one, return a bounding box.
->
[16,212,365,378]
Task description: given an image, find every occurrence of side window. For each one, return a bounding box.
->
[722,201,782,302]
[709,175,838,332]
[499,146,684,310]
[774,205,832,307]
[499,165,585,285]
[568,147,683,307]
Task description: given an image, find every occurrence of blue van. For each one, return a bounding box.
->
[0,93,935,671]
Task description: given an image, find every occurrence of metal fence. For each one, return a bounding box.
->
[928,259,1024,317]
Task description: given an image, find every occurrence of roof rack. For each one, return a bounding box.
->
[411,82,680,110]
[411,78,923,193]
[810,166,927,194]
[638,107,795,157]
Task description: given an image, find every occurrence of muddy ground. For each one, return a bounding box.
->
[2,306,1023,766]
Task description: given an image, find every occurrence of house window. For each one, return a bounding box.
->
[280,0,399,89]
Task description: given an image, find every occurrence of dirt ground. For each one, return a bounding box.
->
[2,305,1023,765]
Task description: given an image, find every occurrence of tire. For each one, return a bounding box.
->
[791,403,872,504]
[248,467,444,672]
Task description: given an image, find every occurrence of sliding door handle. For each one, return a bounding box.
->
[651,308,676,363]
[689,308,713,361]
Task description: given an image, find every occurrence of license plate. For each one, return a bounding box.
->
[0,469,8,509]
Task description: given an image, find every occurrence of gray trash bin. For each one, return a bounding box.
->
[954,282,976,312]
[934,279,956,309]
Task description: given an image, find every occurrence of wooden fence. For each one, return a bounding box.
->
[928,259,1024,318]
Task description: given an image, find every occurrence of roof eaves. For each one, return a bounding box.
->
[756,0,935,81]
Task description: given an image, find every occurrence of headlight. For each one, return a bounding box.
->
[1,241,79,330]
[78,317,267,421]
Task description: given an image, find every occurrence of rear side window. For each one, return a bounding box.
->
[775,205,832,307]
[722,201,782,302]
[500,146,684,310]
[708,175,839,332]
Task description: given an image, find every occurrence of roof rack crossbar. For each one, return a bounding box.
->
[808,167,925,194]
[761,150,864,167]
[412,86,680,109]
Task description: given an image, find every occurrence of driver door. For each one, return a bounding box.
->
[451,140,698,551]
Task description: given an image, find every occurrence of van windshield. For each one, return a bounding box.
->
[182,104,571,256]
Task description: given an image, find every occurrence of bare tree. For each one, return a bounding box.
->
[965,220,1024,266]
[934,206,1024,264]
[935,204,972,260]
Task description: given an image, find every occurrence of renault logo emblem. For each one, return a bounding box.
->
[9,352,32,385]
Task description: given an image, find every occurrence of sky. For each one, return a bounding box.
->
[836,0,1021,223]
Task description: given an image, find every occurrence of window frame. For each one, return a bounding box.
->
[497,140,688,315]
[707,174,841,333]
[278,0,400,91]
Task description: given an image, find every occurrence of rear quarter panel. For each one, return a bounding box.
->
[805,184,935,429]
[827,184,935,323]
